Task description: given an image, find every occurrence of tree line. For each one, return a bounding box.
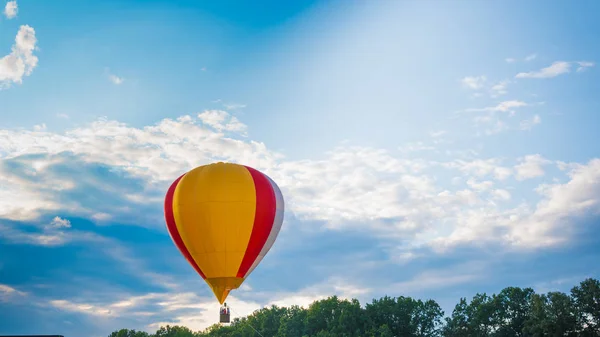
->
[108,277,600,337]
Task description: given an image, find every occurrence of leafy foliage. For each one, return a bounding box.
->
[107,278,600,337]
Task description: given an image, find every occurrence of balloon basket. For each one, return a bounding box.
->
[220,312,231,323]
[220,303,231,323]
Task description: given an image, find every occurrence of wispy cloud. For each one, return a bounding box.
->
[466,100,541,136]
[514,154,551,181]
[0,284,27,301]
[429,130,447,138]
[223,102,246,110]
[398,141,436,154]
[505,53,537,63]
[108,74,124,85]
[461,76,486,90]
[515,61,594,79]
[389,267,480,295]
[516,61,571,79]
[490,80,510,97]
[576,61,595,72]
[466,100,528,113]
[474,117,508,135]
[0,216,98,247]
[460,76,512,98]
[197,110,247,134]
[519,114,542,131]
[33,123,47,131]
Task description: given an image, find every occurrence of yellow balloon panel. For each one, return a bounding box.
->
[172,163,257,278]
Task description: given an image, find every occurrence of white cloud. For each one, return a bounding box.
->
[508,159,600,246]
[33,123,46,131]
[222,103,247,110]
[576,61,595,72]
[0,186,60,222]
[466,178,494,192]
[0,25,39,89]
[50,216,71,228]
[389,268,479,294]
[466,100,531,135]
[0,284,27,301]
[104,68,124,85]
[556,161,583,172]
[471,113,507,135]
[490,100,528,112]
[429,130,446,138]
[50,299,117,317]
[0,217,94,247]
[433,158,600,249]
[491,189,511,201]
[490,80,509,97]
[444,158,512,181]
[515,61,571,79]
[519,114,542,130]
[197,110,248,134]
[398,141,435,153]
[505,54,537,64]
[514,154,551,180]
[516,60,595,78]
[461,75,486,90]
[0,112,598,252]
[3,1,17,19]
[467,100,528,113]
[108,74,124,85]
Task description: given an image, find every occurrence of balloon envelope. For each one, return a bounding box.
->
[164,162,284,304]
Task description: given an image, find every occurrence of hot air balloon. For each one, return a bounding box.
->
[164,162,284,321]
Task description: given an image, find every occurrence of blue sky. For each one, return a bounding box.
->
[1,0,600,335]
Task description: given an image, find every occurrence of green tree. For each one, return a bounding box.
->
[523,293,549,336]
[442,298,469,337]
[375,324,394,337]
[108,329,150,337]
[523,292,577,337]
[414,299,444,336]
[491,286,534,336]
[365,295,443,337]
[201,323,234,337]
[276,305,307,337]
[237,305,287,336]
[442,293,496,337]
[465,293,495,337]
[305,296,365,336]
[546,291,577,336]
[571,278,600,336]
[154,325,200,337]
